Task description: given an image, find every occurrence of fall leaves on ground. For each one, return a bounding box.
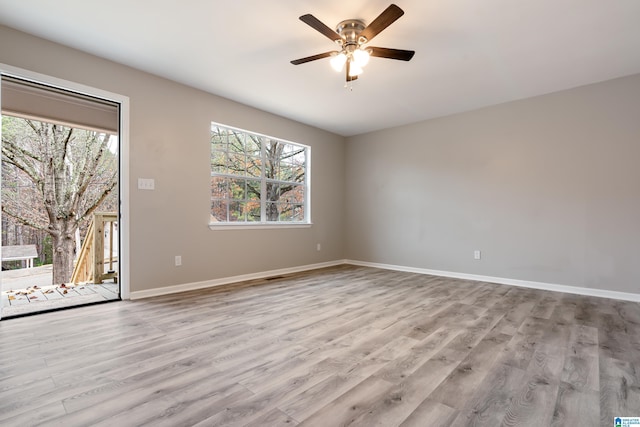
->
[4,283,87,302]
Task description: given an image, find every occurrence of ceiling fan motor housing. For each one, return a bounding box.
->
[336,19,367,48]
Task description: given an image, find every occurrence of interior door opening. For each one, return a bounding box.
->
[1,74,121,318]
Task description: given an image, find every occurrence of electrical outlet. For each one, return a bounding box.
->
[175,255,182,266]
[474,250,481,260]
[316,243,321,251]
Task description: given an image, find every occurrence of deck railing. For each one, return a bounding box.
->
[70,212,118,284]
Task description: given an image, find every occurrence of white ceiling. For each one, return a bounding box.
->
[1,1,639,136]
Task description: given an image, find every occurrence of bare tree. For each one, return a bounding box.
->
[1,116,117,284]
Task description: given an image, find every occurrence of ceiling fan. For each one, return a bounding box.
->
[291,4,415,83]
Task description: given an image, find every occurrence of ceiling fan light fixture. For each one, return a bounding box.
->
[352,48,371,68]
[348,62,363,77]
[330,52,347,72]
[292,4,414,84]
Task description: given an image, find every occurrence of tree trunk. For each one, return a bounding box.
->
[51,222,77,285]
[265,182,280,221]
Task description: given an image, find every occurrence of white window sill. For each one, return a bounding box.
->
[209,222,312,230]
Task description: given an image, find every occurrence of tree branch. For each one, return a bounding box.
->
[1,206,48,232]
[1,143,43,184]
[78,174,117,222]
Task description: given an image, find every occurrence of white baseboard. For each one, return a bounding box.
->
[129,260,346,300]
[129,258,640,303]
[345,259,640,302]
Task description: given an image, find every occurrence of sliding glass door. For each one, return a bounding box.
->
[1,74,121,318]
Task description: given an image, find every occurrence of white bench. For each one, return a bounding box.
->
[2,245,38,268]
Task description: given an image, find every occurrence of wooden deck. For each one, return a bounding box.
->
[1,282,119,317]
[1,263,120,317]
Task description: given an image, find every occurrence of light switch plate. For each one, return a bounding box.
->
[138,178,155,190]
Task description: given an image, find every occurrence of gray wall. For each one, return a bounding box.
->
[3,24,639,297]
[346,73,640,294]
[0,25,346,293]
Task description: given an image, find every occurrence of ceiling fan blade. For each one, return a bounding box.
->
[369,47,415,61]
[359,4,405,43]
[291,51,337,65]
[299,14,342,43]
[346,61,358,82]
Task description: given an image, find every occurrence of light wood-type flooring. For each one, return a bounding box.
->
[1,265,639,426]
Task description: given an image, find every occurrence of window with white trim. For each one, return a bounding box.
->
[210,123,310,225]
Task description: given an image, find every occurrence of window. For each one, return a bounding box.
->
[210,123,310,226]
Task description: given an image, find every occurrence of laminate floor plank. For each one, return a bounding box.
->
[49,322,261,385]
[497,316,550,371]
[550,381,599,427]
[501,372,560,427]
[372,327,463,385]
[599,356,640,424]
[398,398,458,427]
[0,265,638,426]
[405,302,484,341]
[561,355,599,391]
[297,376,394,426]
[531,294,562,319]
[446,309,505,353]
[0,373,115,422]
[490,289,542,335]
[450,362,527,427]
[367,335,420,363]
[348,348,466,426]
[122,382,253,427]
[277,357,394,422]
[428,330,512,410]
[60,356,219,414]
[240,356,346,395]
[243,408,299,427]
[1,401,67,427]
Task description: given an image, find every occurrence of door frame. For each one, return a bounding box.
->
[0,63,130,320]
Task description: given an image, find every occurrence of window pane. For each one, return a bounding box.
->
[246,202,261,221]
[210,122,309,224]
[276,162,294,181]
[265,147,278,179]
[265,202,278,222]
[227,152,246,176]
[246,179,261,201]
[279,203,293,221]
[229,178,246,200]
[211,200,228,222]
[279,143,297,161]
[293,167,305,183]
[228,131,244,151]
[227,201,241,222]
[211,138,226,152]
[265,182,280,202]
[290,149,306,168]
[211,176,229,199]
[280,184,304,204]
[292,205,305,221]
[245,135,261,157]
[246,156,261,178]
[277,163,305,183]
[210,126,226,149]
[211,150,226,174]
